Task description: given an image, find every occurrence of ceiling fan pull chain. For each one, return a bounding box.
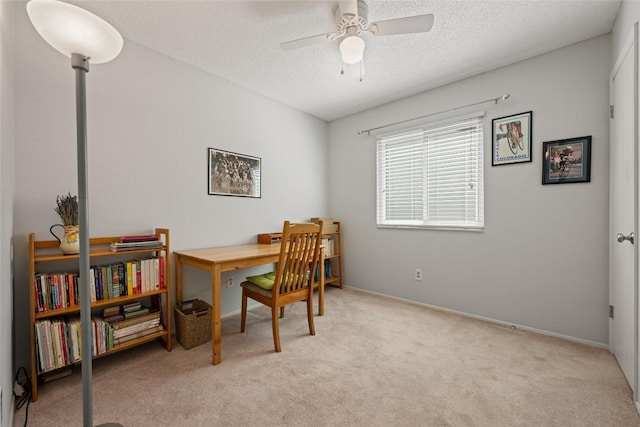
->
[359,61,365,82]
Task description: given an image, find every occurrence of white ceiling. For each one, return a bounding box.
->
[72,0,621,122]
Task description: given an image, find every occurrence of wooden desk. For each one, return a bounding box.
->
[174,243,324,365]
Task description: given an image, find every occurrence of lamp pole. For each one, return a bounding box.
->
[26,1,124,425]
[72,52,94,426]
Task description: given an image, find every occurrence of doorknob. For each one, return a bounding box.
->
[617,232,635,244]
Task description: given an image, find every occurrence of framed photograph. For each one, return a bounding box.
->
[542,136,591,185]
[208,148,261,197]
[492,111,533,166]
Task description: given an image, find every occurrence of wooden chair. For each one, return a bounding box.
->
[240,220,323,352]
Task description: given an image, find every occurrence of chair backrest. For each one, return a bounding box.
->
[273,221,323,300]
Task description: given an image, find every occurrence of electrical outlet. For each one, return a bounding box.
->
[226,276,234,288]
[414,268,423,281]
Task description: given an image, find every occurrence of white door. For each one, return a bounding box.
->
[610,24,638,397]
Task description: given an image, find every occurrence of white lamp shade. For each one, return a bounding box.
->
[340,36,365,65]
[26,0,123,64]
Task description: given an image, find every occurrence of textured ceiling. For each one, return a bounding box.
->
[72,0,621,121]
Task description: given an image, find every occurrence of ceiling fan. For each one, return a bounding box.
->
[280,0,434,67]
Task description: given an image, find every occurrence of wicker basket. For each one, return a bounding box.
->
[174,299,212,350]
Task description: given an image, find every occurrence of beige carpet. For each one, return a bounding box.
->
[14,287,640,427]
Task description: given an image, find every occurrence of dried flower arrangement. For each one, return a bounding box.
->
[54,193,78,226]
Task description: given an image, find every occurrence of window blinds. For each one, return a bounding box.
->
[376,113,484,230]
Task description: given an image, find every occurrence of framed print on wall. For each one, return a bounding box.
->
[542,136,591,185]
[208,148,261,198]
[492,111,532,166]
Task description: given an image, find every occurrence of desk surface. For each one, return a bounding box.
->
[174,243,282,264]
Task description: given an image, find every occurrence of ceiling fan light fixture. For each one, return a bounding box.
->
[340,35,365,64]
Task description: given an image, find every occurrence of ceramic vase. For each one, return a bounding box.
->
[50,224,80,255]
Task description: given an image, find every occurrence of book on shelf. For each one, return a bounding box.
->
[113,318,160,339]
[136,260,143,293]
[119,234,159,243]
[110,240,163,252]
[159,256,165,289]
[109,309,160,330]
[104,313,124,323]
[103,306,120,317]
[67,273,76,308]
[89,268,96,302]
[126,262,134,296]
[114,324,163,346]
[123,307,150,319]
[118,263,127,296]
[121,301,142,312]
[100,266,108,301]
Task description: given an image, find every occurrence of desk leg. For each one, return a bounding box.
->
[175,255,183,303]
[319,252,325,316]
[212,264,222,365]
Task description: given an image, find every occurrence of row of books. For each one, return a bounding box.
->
[314,259,333,282]
[33,256,165,313]
[34,307,162,374]
[321,238,337,257]
[34,316,111,374]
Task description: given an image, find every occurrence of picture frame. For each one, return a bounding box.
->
[208,148,261,198]
[542,136,591,185]
[491,111,533,166]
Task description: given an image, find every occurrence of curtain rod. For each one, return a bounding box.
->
[357,93,511,136]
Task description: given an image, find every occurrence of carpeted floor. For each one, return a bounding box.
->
[14,287,640,426]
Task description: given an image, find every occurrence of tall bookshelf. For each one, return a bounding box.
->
[27,228,172,401]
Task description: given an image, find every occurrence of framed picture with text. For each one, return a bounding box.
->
[208,148,261,198]
[492,111,532,166]
[542,136,591,185]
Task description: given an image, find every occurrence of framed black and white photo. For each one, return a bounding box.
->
[542,136,591,185]
[492,111,532,166]
[208,148,261,198]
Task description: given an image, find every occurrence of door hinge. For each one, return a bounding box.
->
[609,305,614,319]
[610,104,615,119]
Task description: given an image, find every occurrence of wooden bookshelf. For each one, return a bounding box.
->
[311,219,343,289]
[27,228,172,401]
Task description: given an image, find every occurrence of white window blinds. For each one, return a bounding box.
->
[376,113,484,230]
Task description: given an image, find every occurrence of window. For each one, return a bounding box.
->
[376,112,484,230]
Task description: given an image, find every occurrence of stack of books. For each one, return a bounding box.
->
[110,234,163,252]
[106,302,162,346]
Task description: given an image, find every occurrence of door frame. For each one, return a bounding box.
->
[609,21,639,407]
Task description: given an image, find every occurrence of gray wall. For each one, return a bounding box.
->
[328,34,611,346]
[13,5,329,371]
[0,1,15,426]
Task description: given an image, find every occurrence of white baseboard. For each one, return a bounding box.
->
[345,285,608,349]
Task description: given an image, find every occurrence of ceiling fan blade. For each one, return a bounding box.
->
[371,14,434,36]
[338,0,358,17]
[280,33,333,51]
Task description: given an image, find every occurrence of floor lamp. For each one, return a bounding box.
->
[26,1,123,426]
